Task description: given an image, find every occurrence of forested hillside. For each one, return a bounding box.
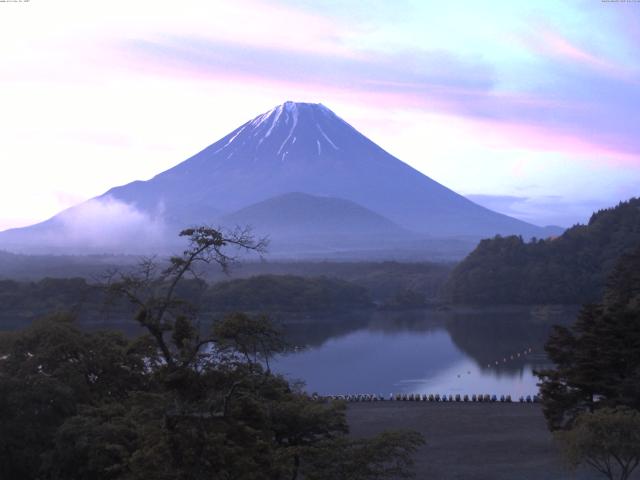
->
[0,274,374,329]
[205,275,371,312]
[445,198,640,305]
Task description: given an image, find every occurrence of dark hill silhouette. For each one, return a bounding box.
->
[222,192,405,235]
[220,192,416,255]
[444,197,640,305]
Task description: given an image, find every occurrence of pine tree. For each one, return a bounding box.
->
[537,245,640,430]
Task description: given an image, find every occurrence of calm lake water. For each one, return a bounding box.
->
[272,306,578,398]
[1,304,577,398]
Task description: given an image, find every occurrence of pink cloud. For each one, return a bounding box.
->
[467,118,639,168]
[115,25,640,170]
[522,26,636,81]
[540,30,613,70]
[123,57,639,166]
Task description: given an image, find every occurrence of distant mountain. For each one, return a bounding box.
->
[221,192,413,254]
[0,101,557,256]
[444,197,640,305]
[223,192,403,235]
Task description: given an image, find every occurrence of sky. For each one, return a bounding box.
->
[0,0,638,230]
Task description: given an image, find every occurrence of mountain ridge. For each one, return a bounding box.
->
[0,101,560,255]
[106,101,554,234]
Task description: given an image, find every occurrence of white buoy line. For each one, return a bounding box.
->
[312,393,540,404]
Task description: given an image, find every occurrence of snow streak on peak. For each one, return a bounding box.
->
[263,104,283,139]
[207,101,353,162]
[283,100,327,110]
[240,102,341,155]
[277,105,298,156]
[267,101,335,120]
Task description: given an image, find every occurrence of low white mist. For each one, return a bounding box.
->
[43,196,169,253]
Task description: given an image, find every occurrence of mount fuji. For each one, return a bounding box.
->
[0,101,560,257]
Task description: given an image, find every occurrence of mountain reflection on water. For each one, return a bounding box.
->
[272,306,578,397]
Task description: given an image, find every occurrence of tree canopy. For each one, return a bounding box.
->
[445,198,640,305]
[0,227,424,479]
[555,407,640,480]
[205,274,371,313]
[537,245,640,430]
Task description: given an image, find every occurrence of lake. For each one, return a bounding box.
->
[0,304,578,399]
[272,306,578,398]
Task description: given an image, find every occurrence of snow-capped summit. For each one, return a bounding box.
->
[102,101,547,237]
[196,101,351,164]
[0,101,560,255]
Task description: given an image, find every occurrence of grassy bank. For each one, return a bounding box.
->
[347,402,615,479]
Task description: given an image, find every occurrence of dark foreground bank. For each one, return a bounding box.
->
[347,402,635,480]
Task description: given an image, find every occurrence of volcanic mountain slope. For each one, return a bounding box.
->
[0,101,559,255]
[104,101,550,235]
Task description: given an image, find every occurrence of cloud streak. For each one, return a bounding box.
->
[125,26,640,164]
[127,36,495,99]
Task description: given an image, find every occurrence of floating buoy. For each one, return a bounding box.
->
[485,346,536,370]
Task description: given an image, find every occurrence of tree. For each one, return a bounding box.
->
[555,408,640,480]
[0,313,155,479]
[538,246,640,480]
[537,245,640,430]
[105,226,269,370]
[0,226,425,479]
[212,312,288,372]
[104,226,424,479]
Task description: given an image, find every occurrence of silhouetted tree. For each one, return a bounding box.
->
[555,408,640,480]
[0,226,424,479]
[537,245,640,430]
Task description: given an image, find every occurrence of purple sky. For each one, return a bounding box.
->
[0,0,638,230]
